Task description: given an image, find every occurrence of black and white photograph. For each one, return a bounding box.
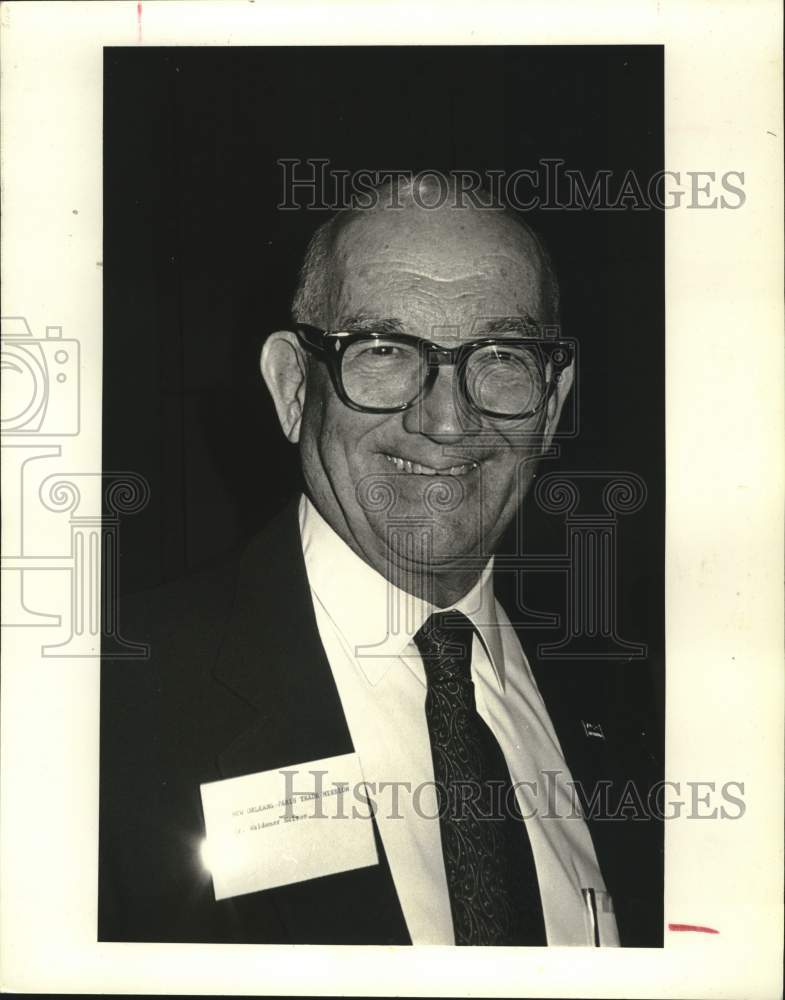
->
[99,45,666,949]
[0,3,782,997]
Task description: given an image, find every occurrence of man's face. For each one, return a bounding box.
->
[279,205,571,594]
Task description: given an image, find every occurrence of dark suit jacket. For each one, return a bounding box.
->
[99,499,663,946]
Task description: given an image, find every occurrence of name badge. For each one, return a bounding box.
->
[199,752,378,901]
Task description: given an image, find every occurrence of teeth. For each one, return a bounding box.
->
[383,454,478,476]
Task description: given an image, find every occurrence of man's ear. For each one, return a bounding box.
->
[260,331,308,443]
[541,360,574,453]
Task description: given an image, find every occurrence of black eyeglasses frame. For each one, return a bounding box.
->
[294,323,574,421]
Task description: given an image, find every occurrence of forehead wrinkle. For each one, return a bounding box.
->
[335,277,541,337]
[338,261,487,291]
[338,249,537,283]
[328,235,548,331]
[345,261,498,285]
[337,271,522,309]
[380,277,497,303]
[335,280,455,324]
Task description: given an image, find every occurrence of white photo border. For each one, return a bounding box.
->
[1,1,782,997]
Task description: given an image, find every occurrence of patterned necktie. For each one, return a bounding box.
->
[414,610,547,946]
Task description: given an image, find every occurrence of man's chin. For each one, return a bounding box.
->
[374,530,487,576]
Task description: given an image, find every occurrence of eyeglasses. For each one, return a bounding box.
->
[295,324,573,421]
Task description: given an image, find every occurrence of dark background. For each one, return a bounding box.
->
[102,46,665,945]
[104,46,664,669]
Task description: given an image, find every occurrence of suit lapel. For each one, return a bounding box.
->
[525,654,620,786]
[522,641,664,947]
[208,499,410,944]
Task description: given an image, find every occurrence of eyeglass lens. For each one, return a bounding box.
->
[340,337,546,416]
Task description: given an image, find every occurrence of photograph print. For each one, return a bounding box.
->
[99,44,666,948]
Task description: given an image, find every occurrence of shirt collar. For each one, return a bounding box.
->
[299,494,506,690]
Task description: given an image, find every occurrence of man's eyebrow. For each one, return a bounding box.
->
[336,315,407,335]
[475,315,541,335]
[334,314,542,336]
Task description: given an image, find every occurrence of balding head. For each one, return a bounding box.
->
[291,174,559,331]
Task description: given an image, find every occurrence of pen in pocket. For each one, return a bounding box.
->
[581,887,601,947]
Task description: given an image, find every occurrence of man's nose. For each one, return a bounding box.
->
[403,365,466,441]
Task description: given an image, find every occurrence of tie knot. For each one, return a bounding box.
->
[414,610,475,686]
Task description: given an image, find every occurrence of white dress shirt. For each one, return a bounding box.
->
[298,494,619,946]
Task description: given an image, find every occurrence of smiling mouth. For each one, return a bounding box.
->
[382,452,479,476]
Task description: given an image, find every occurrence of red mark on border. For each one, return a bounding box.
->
[137,2,142,44]
[668,923,719,934]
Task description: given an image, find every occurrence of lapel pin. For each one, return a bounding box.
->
[581,720,605,740]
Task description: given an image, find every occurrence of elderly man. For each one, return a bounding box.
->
[99,176,662,947]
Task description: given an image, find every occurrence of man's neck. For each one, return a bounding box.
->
[392,564,486,609]
[301,493,491,610]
